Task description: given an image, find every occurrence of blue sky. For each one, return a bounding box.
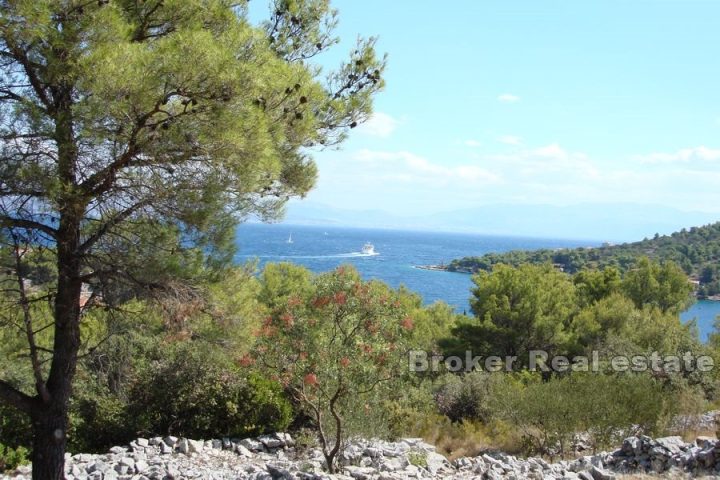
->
[253,1,720,220]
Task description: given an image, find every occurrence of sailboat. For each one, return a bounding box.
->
[287,234,293,244]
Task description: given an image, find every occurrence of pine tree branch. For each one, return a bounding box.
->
[0,379,37,414]
[0,216,57,238]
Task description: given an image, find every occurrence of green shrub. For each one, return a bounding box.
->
[0,443,29,473]
[127,341,292,438]
[433,371,501,423]
[490,372,667,458]
[407,450,428,468]
[69,382,135,453]
[0,403,32,454]
[239,373,294,436]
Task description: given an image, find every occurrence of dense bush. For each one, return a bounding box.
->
[256,265,415,473]
[0,443,29,473]
[127,342,292,439]
[0,401,31,446]
[65,326,294,452]
[69,383,134,453]
[490,372,667,457]
[433,372,500,423]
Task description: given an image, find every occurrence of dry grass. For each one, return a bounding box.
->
[403,414,524,460]
[417,418,491,460]
[677,428,717,443]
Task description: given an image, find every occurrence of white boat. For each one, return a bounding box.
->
[361,242,375,255]
[287,234,293,244]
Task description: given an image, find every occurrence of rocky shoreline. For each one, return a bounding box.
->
[5,433,720,480]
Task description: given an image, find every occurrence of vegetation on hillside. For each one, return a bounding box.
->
[447,222,720,298]
[3,254,719,470]
[1,0,719,475]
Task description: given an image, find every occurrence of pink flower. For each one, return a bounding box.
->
[312,296,330,308]
[333,291,347,305]
[304,373,319,386]
[238,354,255,367]
[280,313,294,328]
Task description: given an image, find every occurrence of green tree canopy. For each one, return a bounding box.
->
[444,264,578,368]
[622,257,694,314]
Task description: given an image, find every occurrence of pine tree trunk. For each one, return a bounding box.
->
[31,409,68,480]
[31,197,83,479]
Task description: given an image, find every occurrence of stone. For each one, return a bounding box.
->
[363,447,382,459]
[19,432,720,480]
[103,469,119,480]
[135,459,149,473]
[187,439,204,453]
[655,436,686,454]
[266,463,295,479]
[650,457,666,473]
[176,438,189,454]
[696,436,715,449]
[86,461,107,474]
[276,432,295,446]
[240,438,266,452]
[343,465,377,479]
[621,437,641,456]
[236,444,254,457]
[258,433,286,449]
[425,452,451,474]
[378,456,409,472]
[162,436,178,447]
[589,465,615,480]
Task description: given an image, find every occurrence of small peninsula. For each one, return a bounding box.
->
[429,222,720,299]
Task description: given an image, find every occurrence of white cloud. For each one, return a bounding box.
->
[498,135,522,145]
[464,139,482,148]
[312,143,720,217]
[356,112,400,138]
[533,143,567,158]
[498,93,520,103]
[351,149,500,185]
[633,146,720,164]
[486,143,599,179]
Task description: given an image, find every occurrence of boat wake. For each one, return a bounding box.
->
[237,251,379,259]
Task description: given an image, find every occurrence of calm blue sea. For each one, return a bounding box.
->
[236,223,720,341]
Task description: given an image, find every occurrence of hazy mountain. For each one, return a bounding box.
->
[280,202,720,242]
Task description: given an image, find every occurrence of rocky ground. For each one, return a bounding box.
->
[4,432,720,479]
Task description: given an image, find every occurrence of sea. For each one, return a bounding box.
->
[235,223,720,342]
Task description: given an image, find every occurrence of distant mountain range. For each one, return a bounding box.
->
[278,201,720,242]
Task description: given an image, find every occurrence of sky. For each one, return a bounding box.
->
[251,1,720,223]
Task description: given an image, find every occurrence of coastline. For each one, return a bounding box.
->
[413,264,450,272]
[414,264,473,274]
